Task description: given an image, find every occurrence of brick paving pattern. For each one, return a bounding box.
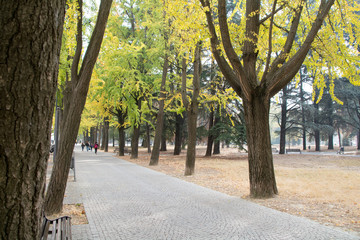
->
[63,146,359,240]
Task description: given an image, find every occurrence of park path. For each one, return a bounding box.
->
[62,145,359,240]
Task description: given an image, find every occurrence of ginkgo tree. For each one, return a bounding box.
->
[199,0,360,198]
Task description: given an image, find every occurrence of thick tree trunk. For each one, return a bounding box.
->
[279,86,288,154]
[150,56,168,165]
[174,113,184,155]
[45,0,112,215]
[185,106,198,175]
[0,2,65,238]
[243,96,278,198]
[205,110,215,157]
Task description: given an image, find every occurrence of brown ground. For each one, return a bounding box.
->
[112,146,360,236]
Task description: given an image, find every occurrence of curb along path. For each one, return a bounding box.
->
[63,146,359,240]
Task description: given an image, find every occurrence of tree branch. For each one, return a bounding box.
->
[267,0,335,97]
[199,0,241,97]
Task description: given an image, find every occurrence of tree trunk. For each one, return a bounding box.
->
[300,77,307,150]
[243,96,278,198]
[146,122,151,153]
[205,109,215,156]
[131,98,142,159]
[314,102,320,151]
[185,105,198,175]
[213,112,220,155]
[174,113,184,155]
[131,125,140,159]
[160,127,167,151]
[357,129,360,150]
[150,55,168,165]
[45,0,112,215]
[279,86,288,154]
[0,2,65,238]
[183,44,201,176]
[104,117,109,152]
[116,109,126,156]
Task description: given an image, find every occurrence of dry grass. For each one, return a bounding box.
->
[47,203,88,225]
[112,146,360,235]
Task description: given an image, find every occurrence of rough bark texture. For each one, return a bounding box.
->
[0,1,65,238]
[45,0,112,215]
[150,56,168,165]
[279,86,288,154]
[243,95,278,198]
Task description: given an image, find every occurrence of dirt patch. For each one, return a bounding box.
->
[46,203,88,225]
[113,146,360,235]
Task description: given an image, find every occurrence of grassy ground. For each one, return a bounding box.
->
[112,146,360,236]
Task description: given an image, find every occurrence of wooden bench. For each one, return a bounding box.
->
[286,148,302,154]
[40,215,72,240]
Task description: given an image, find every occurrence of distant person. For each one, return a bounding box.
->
[81,142,85,151]
[90,143,93,151]
[94,142,99,154]
[85,141,89,151]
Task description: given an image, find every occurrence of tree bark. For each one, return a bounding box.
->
[182,44,201,176]
[150,55,168,165]
[131,98,142,159]
[0,1,65,238]
[243,95,278,198]
[103,117,109,152]
[314,101,320,151]
[279,86,288,154]
[45,0,112,215]
[174,113,184,155]
[213,112,221,155]
[300,75,307,150]
[205,109,215,156]
[116,109,126,155]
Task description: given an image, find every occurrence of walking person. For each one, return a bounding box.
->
[85,141,89,151]
[81,142,85,151]
[94,142,99,154]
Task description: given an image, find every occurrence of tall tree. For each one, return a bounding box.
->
[200,0,337,197]
[150,55,169,165]
[0,1,66,238]
[45,0,113,215]
[181,44,201,175]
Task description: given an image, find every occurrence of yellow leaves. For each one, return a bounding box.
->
[64,0,80,57]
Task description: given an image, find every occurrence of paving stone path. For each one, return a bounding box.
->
[63,146,359,240]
